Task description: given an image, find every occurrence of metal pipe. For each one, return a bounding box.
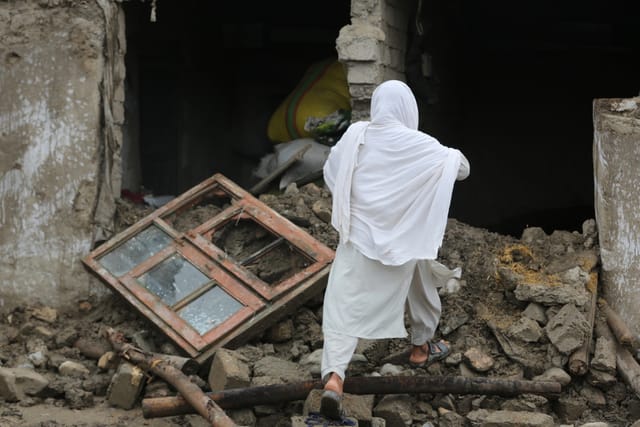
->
[142,375,561,418]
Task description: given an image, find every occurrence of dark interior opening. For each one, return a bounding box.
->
[121,1,350,197]
[122,1,640,238]
[407,0,640,236]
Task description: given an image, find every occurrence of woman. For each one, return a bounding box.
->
[319,80,470,419]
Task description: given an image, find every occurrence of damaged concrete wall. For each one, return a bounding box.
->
[593,97,640,338]
[337,0,411,121]
[0,0,125,311]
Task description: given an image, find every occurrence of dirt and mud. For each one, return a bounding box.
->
[1,181,639,427]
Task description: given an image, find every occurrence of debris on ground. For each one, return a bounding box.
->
[1,181,640,427]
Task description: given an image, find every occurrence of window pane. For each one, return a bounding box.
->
[98,225,172,277]
[178,287,243,335]
[138,254,209,306]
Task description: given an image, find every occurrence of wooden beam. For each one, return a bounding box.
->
[106,328,237,427]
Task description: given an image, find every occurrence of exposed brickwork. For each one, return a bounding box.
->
[337,0,412,121]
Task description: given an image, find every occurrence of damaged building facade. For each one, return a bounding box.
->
[2,0,640,336]
[0,0,411,310]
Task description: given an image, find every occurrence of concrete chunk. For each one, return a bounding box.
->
[373,394,413,427]
[13,367,49,396]
[0,367,49,402]
[208,348,250,391]
[507,317,543,342]
[515,268,590,307]
[481,410,555,427]
[545,304,590,354]
[107,362,145,409]
[522,302,548,325]
[545,250,599,275]
[0,367,20,401]
[464,347,494,372]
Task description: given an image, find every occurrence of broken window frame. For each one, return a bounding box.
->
[84,174,334,360]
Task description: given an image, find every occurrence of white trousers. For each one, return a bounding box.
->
[321,243,445,381]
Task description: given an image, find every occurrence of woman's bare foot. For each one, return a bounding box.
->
[324,372,344,395]
[409,340,449,366]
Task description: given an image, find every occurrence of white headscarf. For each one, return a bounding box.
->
[323,80,466,265]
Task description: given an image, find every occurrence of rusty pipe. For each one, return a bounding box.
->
[142,375,561,418]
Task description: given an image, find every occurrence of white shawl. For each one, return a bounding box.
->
[323,80,467,265]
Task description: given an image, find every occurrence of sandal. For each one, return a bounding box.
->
[408,340,450,368]
[320,389,344,420]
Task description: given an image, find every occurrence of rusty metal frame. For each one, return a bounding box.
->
[83,174,334,359]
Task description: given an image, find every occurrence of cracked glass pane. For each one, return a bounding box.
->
[178,286,243,335]
[98,225,172,277]
[138,254,209,306]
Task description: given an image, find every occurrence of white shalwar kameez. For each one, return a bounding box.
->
[320,80,470,381]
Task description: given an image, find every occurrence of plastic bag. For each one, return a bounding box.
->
[253,139,331,189]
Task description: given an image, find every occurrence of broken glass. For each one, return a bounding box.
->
[98,225,172,277]
[137,254,209,306]
[177,286,243,335]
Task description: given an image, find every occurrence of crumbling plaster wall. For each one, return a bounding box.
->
[593,97,640,338]
[337,0,411,121]
[0,0,125,312]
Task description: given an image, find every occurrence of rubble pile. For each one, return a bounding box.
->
[1,182,640,427]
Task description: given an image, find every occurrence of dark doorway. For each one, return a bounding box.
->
[121,1,350,197]
[407,0,640,236]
